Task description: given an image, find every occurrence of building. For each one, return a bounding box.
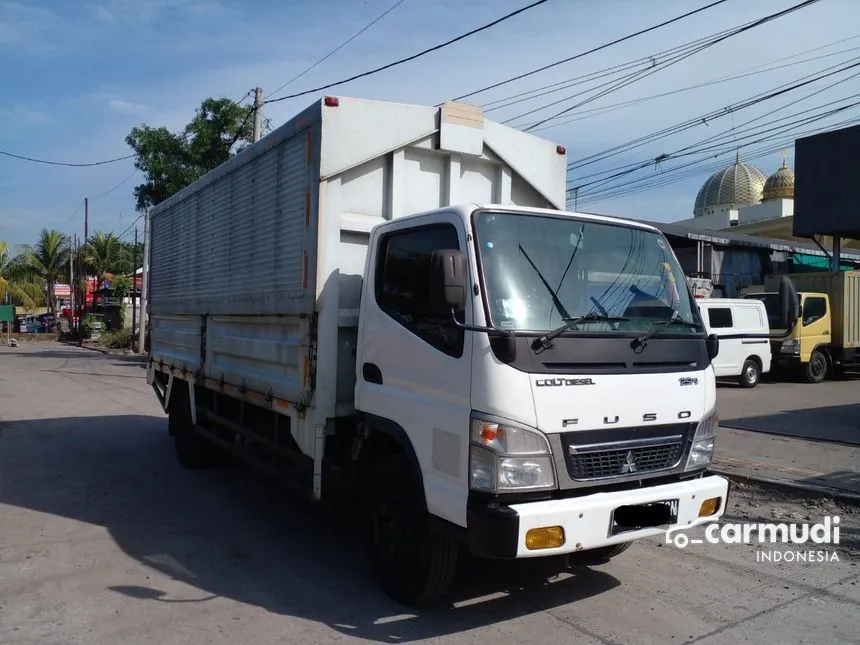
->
[673,152,859,251]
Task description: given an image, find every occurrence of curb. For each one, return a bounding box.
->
[711,466,860,507]
[61,341,145,360]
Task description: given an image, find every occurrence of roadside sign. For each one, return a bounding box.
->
[0,305,13,322]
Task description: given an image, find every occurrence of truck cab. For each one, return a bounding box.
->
[744,271,859,382]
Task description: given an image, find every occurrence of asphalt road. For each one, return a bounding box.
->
[1,342,858,645]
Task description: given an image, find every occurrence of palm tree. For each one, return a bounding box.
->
[17,229,71,322]
[0,240,44,310]
[81,231,131,311]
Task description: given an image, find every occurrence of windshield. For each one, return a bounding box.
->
[473,211,701,334]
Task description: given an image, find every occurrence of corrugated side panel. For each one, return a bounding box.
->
[203,315,310,405]
[843,271,860,349]
[149,130,313,316]
[150,314,203,374]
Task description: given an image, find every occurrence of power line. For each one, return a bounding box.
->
[482,24,744,114]
[572,105,860,205]
[566,56,860,173]
[528,42,860,131]
[521,0,826,132]
[88,168,139,201]
[265,0,408,102]
[448,0,733,103]
[484,33,860,116]
[573,115,860,206]
[567,57,860,187]
[512,31,734,130]
[0,149,134,167]
[263,0,554,105]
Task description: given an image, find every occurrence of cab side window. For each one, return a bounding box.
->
[707,307,733,329]
[375,224,465,358]
[802,297,827,326]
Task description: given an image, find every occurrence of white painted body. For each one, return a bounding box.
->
[696,298,772,379]
[147,96,727,560]
[357,203,727,552]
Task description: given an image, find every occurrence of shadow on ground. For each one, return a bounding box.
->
[0,414,620,643]
[721,403,860,445]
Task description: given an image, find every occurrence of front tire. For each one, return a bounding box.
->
[803,350,828,384]
[738,359,760,388]
[366,454,458,606]
[567,541,632,566]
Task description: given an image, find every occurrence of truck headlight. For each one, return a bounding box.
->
[780,338,800,354]
[469,415,556,493]
[685,406,718,471]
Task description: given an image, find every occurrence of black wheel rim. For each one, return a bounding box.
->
[811,356,825,378]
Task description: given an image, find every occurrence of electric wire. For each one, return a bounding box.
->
[520,0,826,132]
[449,0,733,103]
[483,33,860,116]
[572,112,860,206]
[262,0,554,105]
[566,56,860,173]
[529,42,860,131]
[566,60,860,190]
[265,0,408,102]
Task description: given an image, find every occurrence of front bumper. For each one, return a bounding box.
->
[467,474,729,559]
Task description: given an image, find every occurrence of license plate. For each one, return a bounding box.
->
[609,498,679,536]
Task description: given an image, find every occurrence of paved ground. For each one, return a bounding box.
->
[1,343,859,644]
[712,374,860,498]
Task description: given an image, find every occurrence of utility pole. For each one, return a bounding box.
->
[137,209,150,354]
[69,236,75,334]
[252,87,263,143]
[131,226,138,349]
[83,198,88,318]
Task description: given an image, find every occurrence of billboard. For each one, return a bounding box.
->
[794,124,860,239]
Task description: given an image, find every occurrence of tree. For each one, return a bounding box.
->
[125,97,261,212]
[81,231,132,313]
[0,241,43,310]
[82,231,132,283]
[16,229,70,321]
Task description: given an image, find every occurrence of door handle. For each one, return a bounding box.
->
[362,362,383,384]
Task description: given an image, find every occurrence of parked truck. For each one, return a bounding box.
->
[744,270,860,382]
[145,95,729,605]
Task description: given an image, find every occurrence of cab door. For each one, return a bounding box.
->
[799,294,830,364]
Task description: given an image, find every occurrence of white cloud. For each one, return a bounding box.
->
[108,99,151,115]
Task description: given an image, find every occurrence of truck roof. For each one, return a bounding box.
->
[390,202,662,233]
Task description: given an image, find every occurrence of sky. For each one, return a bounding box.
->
[0,0,858,249]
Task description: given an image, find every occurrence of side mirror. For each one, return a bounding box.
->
[429,249,468,315]
[778,275,799,327]
[706,333,720,361]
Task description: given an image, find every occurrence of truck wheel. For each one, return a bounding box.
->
[738,359,760,388]
[169,385,221,470]
[366,454,458,606]
[803,350,827,384]
[567,541,632,566]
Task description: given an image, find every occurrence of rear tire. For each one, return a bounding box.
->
[366,454,458,606]
[169,384,222,470]
[803,350,827,384]
[738,359,760,388]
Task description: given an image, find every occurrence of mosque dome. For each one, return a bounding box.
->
[693,154,767,217]
[762,159,795,201]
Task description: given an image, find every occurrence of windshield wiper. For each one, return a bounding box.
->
[631,311,700,352]
[532,312,630,351]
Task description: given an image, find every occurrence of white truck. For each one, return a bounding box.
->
[145,96,728,605]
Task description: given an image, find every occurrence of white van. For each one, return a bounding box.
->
[696,298,772,388]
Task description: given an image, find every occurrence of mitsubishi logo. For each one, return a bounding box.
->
[620,451,637,474]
